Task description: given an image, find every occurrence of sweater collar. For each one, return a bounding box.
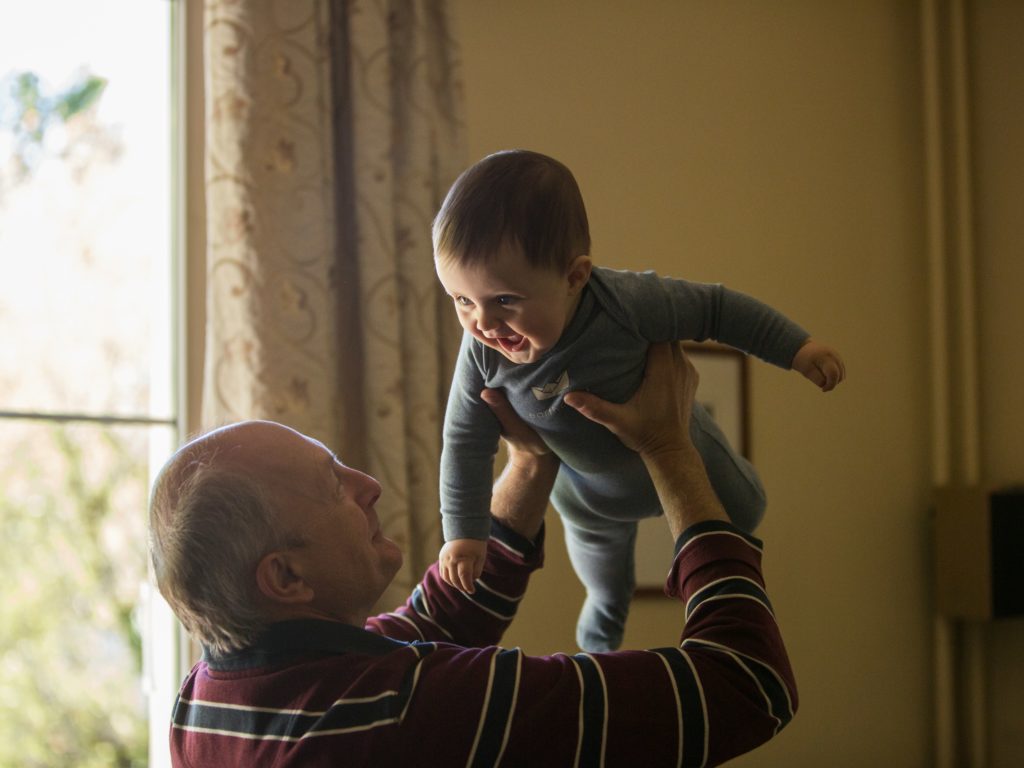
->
[202,618,406,671]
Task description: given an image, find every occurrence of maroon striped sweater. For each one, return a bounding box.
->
[169,519,796,767]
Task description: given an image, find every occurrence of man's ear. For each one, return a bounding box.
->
[566,255,592,295]
[255,551,314,605]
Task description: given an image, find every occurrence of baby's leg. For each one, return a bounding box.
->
[689,401,766,533]
[561,517,638,653]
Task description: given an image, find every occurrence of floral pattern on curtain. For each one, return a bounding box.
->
[202,0,465,609]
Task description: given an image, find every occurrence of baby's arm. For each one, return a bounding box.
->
[791,338,846,392]
[437,335,504,593]
[440,538,488,593]
[439,386,558,593]
[622,272,808,369]
[622,271,845,388]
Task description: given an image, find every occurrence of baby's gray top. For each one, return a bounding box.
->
[440,267,809,540]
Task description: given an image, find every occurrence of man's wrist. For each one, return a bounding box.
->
[505,444,555,469]
[490,451,558,540]
[488,517,545,563]
[642,443,728,539]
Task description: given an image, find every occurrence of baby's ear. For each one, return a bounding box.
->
[566,255,592,294]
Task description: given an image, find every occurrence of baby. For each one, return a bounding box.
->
[433,149,844,651]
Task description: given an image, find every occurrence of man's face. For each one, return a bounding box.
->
[435,244,586,365]
[223,422,404,623]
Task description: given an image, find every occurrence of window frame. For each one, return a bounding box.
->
[0,2,193,765]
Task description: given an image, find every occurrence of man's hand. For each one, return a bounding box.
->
[481,388,552,462]
[791,339,845,392]
[481,388,559,541]
[565,342,728,538]
[440,538,487,593]
[563,342,698,459]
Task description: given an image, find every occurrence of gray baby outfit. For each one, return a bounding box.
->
[440,267,808,651]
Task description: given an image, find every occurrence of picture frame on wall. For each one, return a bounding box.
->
[633,341,750,595]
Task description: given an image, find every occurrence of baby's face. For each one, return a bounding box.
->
[435,244,588,364]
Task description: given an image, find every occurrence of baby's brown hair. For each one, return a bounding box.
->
[433,149,591,271]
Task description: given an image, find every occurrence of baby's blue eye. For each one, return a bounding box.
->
[496,295,517,306]
[454,296,472,307]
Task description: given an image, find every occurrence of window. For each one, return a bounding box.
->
[0,1,185,765]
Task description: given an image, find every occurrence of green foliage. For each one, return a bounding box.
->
[54,75,108,122]
[1,69,113,185]
[0,423,148,767]
[13,72,44,141]
[0,64,148,765]
[4,70,108,142]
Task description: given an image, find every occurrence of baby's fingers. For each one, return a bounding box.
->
[456,559,477,593]
[818,354,846,392]
[818,364,838,391]
[803,365,827,389]
[439,561,455,589]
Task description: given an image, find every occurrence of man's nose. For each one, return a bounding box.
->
[347,467,382,507]
[363,474,383,507]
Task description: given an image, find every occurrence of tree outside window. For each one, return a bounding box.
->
[1,2,176,765]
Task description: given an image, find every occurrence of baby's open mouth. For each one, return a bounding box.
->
[495,334,526,353]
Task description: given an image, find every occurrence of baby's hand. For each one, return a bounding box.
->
[792,339,846,392]
[439,538,487,593]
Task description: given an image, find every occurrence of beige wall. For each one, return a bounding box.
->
[452,0,1022,764]
[180,0,1023,762]
[971,2,1024,766]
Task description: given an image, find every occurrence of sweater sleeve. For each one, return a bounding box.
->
[438,333,502,541]
[364,519,544,646]
[393,522,797,768]
[604,269,810,369]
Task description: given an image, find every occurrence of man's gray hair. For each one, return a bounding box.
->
[148,443,301,655]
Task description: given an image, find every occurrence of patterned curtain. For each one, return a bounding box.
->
[202,0,465,609]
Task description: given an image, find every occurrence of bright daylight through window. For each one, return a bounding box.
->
[0,2,179,765]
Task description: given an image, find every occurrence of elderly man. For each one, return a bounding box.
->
[150,343,796,767]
